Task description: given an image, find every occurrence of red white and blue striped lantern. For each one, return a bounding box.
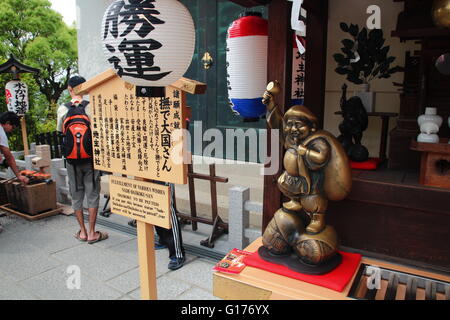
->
[227,13,268,120]
[291,35,306,106]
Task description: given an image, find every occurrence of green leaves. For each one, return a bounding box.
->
[340,22,349,32]
[334,21,403,85]
[0,0,77,104]
[357,28,368,44]
[368,28,383,47]
[333,53,350,66]
[341,39,354,50]
[0,0,77,150]
[0,0,63,61]
[349,24,359,37]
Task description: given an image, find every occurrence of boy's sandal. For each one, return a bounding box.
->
[74,230,87,242]
[87,231,109,244]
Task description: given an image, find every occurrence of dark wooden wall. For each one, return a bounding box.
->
[303,0,328,129]
[328,173,450,271]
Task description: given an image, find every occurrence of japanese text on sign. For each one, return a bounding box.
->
[293,51,305,100]
[89,76,185,184]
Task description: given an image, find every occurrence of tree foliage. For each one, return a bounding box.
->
[0,0,78,150]
[25,26,77,107]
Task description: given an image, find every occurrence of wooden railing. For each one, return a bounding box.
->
[175,163,230,248]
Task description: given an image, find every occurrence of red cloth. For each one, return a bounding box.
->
[244,250,361,292]
[350,157,382,170]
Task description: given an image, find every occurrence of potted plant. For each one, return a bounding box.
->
[333,23,403,112]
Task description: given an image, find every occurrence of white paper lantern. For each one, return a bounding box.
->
[227,13,268,120]
[101,0,195,87]
[5,80,29,115]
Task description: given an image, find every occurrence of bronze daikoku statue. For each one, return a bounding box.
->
[260,81,352,274]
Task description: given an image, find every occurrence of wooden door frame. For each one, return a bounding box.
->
[220,0,329,230]
[260,0,329,231]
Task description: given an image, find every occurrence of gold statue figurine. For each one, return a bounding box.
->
[261,81,352,273]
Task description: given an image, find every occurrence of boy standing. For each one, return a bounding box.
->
[57,76,107,244]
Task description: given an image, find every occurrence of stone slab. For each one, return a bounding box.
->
[51,244,137,282]
[19,266,123,300]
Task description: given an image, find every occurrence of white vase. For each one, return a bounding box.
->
[417,107,443,143]
[420,122,439,135]
[417,107,443,127]
[417,133,440,143]
[355,83,375,113]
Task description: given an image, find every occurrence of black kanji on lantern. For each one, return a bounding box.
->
[13,82,28,114]
[117,38,171,81]
[104,0,171,82]
[120,0,165,38]
[103,1,125,40]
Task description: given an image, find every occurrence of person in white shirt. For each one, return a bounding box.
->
[0,111,29,233]
[0,112,29,186]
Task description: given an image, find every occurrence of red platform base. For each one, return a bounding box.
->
[244,249,362,292]
[350,157,382,170]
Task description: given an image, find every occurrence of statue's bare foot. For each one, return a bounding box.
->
[282,200,302,212]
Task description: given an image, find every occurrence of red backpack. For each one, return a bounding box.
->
[62,101,93,164]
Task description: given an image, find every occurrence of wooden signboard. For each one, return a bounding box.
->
[109,176,171,228]
[75,69,206,300]
[76,69,189,185]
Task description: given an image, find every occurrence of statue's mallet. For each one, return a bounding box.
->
[266,81,281,95]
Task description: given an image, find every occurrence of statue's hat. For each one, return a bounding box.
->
[284,105,318,126]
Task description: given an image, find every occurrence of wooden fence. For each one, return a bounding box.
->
[35,131,64,159]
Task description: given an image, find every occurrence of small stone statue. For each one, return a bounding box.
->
[337,84,369,162]
[260,81,352,273]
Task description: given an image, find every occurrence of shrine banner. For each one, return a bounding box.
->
[89,75,186,184]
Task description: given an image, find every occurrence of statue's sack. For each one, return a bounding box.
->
[304,130,352,201]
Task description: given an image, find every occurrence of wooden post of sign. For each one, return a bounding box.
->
[109,175,173,300]
[137,220,158,300]
[20,115,29,156]
[135,175,159,301]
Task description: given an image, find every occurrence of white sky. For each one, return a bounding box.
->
[49,0,77,26]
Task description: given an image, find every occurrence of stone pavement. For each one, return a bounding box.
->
[0,211,222,300]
